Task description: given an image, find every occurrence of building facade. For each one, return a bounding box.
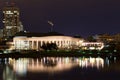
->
[0,29,3,38]
[81,42,104,50]
[3,5,23,37]
[12,36,104,51]
[13,36,84,50]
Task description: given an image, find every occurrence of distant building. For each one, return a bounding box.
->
[3,5,23,37]
[94,33,120,43]
[81,42,104,50]
[13,36,84,50]
[11,32,104,51]
[13,36,104,51]
[113,34,120,42]
[0,29,3,38]
[95,34,114,43]
[19,21,24,31]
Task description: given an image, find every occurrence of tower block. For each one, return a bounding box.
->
[3,3,23,37]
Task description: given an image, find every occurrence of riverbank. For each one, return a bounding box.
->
[0,50,120,58]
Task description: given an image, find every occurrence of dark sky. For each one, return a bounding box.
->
[0,0,120,37]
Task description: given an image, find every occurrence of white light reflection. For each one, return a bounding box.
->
[9,58,28,76]
[8,57,104,75]
[78,57,104,69]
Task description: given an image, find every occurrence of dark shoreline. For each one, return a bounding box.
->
[0,51,119,58]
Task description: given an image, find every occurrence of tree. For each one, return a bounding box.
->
[86,36,96,42]
[41,42,58,51]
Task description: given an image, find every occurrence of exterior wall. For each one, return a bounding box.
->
[3,6,23,37]
[113,34,120,42]
[97,34,114,42]
[0,29,3,38]
[13,36,84,50]
[14,36,29,50]
[81,42,104,50]
[96,34,120,43]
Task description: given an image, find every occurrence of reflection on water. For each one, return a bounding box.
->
[3,65,18,80]
[0,58,18,80]
[1,56,120,80]
[78,57,104,69]
[8,57,104,75]
[9,58,28,76]
[0,58,8,64]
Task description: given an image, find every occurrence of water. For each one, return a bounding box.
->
[0,56,120,80]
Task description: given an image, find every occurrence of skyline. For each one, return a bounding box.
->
[0,0,120,37]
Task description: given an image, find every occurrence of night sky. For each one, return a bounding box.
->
[0,0,120,37]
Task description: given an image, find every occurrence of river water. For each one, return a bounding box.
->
[0,56,120,80]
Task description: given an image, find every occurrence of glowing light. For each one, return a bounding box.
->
[9,57,105,74]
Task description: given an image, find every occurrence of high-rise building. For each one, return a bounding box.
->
[2,4,23,37]
[0,29,3,38]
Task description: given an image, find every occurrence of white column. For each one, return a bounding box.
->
[32,41,34,50]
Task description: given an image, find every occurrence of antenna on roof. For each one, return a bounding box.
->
[48,20,54,32]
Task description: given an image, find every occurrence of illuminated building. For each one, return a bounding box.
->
[95,33,120,43]
[0,29,3,38]
[96,34,114,42]
[13,36,84,50]
[81,42,104,50]
[12,35,104,51]
[113,33,120,42]
[3,5,23,37]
